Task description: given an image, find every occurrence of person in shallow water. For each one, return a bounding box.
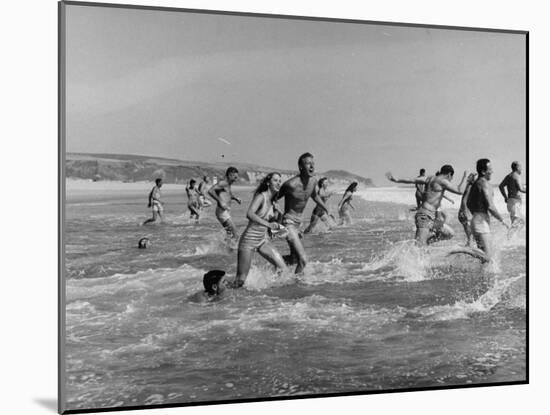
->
[230,173,287,288]
[386,165,467,246]
[303,177,335,234]
[189,270,228,302]
[337,181,358,226]
[208,167,242,240]
[142,178,164,225]
[274,152,330,274]
[466,158,509,262]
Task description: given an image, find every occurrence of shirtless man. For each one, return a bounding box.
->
[186,179,201,221]
[498,161,526,226]
[458,173,477,246]
[143,178,164,225]
[468,159,509,261]
[387,165,467,246]
[275,153,330,274]
[414,168,427,210]
[208,167,242,239]
[198,175,212,208]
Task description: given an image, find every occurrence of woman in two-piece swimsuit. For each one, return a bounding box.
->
[232,173,287,287]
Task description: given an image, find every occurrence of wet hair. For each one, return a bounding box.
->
[138,237,150,249]
[511,161,520,171]
[476,158,491,175]
[298,152,314,166]
[318,177,328,188]
[203,270,226,295]
[155,178,162,185]
[419,169,426,175]
[254,172,281,196]
[226,167,239,177]
[439,165,455,177]
[345,181,358,193]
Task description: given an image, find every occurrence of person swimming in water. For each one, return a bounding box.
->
[387,165,467,246]
[274,152,330,274]
[303,177,335,234]
[143,178,164,225]
[208,167,242,240]
[231,173,287,288]
[189,270,228,302]
[337,181,358,226]
[186,179,201,222]
[498,161,526,227]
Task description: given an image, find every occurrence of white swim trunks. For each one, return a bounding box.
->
[470,212,490,235]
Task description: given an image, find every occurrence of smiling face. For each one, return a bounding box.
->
[268,174,282,193]
[299,156,315,177]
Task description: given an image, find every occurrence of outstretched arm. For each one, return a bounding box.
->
[386,172,428,185]
[442,171,468,195]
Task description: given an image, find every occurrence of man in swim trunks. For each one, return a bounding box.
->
[387,165,467,246]
[143,178,164,225]
[274,152,330,274]
[197,175,212,208]
[208,167,242,239]
[467,158,509,261]
[498,161,526,226]
[186,179,201,221]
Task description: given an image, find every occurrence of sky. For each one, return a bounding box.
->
[64,4,526,184]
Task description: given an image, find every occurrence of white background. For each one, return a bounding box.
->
[0,0,544,414]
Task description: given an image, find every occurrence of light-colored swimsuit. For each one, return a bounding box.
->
[238,193,274,251]
[215,206,231,223]
[507,197,522,221]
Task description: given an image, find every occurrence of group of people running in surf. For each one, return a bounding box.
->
[144,153,526,298]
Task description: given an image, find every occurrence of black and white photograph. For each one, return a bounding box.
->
[58,1,527,413]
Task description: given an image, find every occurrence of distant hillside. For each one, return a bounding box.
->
[322,170,374,188]
[65,153,374,187]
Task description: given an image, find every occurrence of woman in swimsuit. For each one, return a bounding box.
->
[338,182,358,225]
[232,172,287,288]
[303,177,334,234]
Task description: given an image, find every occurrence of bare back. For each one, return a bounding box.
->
[502,172,522,200]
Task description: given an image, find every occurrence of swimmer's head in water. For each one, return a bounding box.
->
[476,158,493,180]
[203,270,227,296]
[298,152,315,177]
[138,237,150,249]
[511,161,522,174]
[439,165,455,179]
[225,167,239,183]
[155,178,163,187]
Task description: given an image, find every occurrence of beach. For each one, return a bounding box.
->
[63,179,526,411]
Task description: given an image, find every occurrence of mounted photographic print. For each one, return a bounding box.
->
[59,1,528,413]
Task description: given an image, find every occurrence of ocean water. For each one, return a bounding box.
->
[63,184,526,411]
